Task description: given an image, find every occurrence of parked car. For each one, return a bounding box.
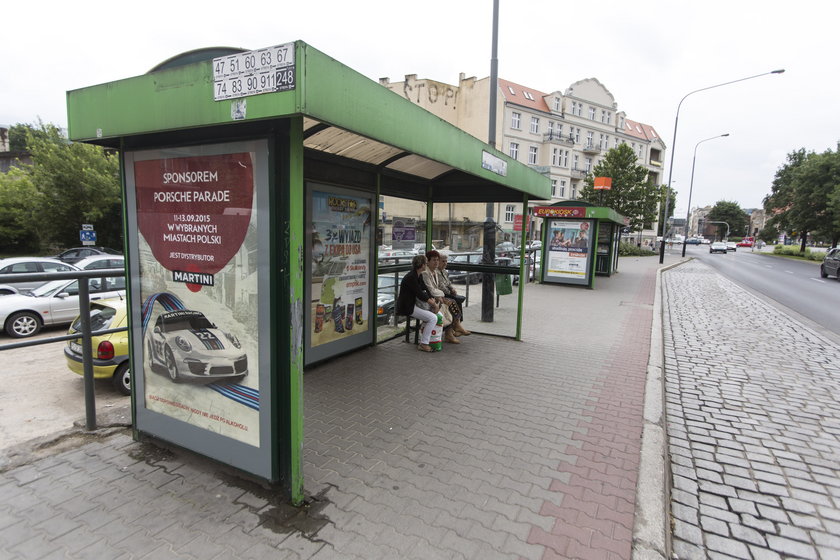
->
[726,241,737,252]
[736,240,754,247]
[447,254,483,284]
[495,242,516,257]
[55,247,121,265]
[511,251,542,284]
[74,255,125,271]
[820,248,840,280]
[64,298,130,395]
[377,249,415,264]
[376,272,406,325]
[709,242,728,254]
[0,257,80,295]
[684,238,702,245]
[0,275,126,338]
[146,309,247,384]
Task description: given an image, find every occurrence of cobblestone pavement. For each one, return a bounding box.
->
[0,255,672,559]
[663,260,840,560]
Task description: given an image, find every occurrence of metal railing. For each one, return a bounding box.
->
[0,268,127,431]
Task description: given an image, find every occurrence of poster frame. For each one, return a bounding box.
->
[304,182,375,365]
[541,218,596,286]
[124,139,274,479]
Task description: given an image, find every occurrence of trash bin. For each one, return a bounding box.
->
[494,274,512,295]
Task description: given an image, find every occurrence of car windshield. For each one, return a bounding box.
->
[162,315,215,332]
[29,280,74,298]
[71,306,117,332]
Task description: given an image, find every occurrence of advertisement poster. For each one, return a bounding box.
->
[134,150,260,447]
[545,218,594,283]
[391,216,417,249]
[310,190,372,348]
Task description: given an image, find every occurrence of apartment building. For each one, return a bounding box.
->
[378,74,666,248]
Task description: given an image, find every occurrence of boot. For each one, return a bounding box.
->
[444,329,461,344]
[453,319,471,336]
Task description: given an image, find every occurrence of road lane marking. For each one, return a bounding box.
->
[785,270,794,274]
[810,278,826,283]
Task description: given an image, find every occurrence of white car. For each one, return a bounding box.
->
[74,255,125,271]
[0,257,79,295]
[0,276,126,338]
[146,309,248,384]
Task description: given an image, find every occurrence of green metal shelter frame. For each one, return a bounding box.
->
[67,41,549,504]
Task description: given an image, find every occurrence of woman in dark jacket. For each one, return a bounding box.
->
[397,255,440,352]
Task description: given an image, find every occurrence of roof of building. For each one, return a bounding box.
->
[623,118,662,144]
[498,78,550,112]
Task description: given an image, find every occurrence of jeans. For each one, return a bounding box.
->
[410,305,438,345]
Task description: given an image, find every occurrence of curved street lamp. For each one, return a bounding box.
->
[682,133,730,257]
[659,69,785,263]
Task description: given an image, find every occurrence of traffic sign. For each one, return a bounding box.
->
[80,230,97,245]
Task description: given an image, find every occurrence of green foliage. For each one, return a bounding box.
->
[580,144,661,231]
[24,123,122,250]
[772,244,825,261]
[758,224,779,244]
[708,200,749,239]
[656,184,677,232]
[618,241,656,256]
[0,167,41,253]
[764,147,840,248]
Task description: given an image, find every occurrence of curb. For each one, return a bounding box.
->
[632,259,689,560]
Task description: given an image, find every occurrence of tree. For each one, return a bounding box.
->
[0,166,41,253]
[8,123,48,153]
[24,123,122,250]
[580,144,660,231]
[707,200,749,240]
[656,184,677,234]
[764,147,840,250]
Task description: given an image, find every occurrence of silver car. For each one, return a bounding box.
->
[0,257,79,295]
[0,275,126,337]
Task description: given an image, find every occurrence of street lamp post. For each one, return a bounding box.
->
[659,69,784,264]
[682,134,730,257]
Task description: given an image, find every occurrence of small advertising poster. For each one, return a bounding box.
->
[391,216,416,249]
[309,189,372,351]
[545,218,595,285]
[132,147,261,447]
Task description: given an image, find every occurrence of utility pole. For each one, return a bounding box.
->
[482,0,500,322]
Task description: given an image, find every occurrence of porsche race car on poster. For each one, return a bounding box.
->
[146,309,248,384]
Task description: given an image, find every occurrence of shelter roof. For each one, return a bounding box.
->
[66,41,549,203]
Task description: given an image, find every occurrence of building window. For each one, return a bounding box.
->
[547,121,554,135]
[559,180,567,198]
[614,137,619,149]
[573,154,579,169]
[505,205,515,222]
[530,116,540,134]
[586,131,594,147]
[553,97,561,111]
[585,157,592,172]
[561,150,569,167]
[551,179,557,197]
[552,148,559,166]
[528,146,538,164]
[607,112,612,124]
[639,145,645,159]
[509,142,519,160]
[571,101,578,116]
[571,184,578,199]
[589,106,596,120]
[574,128,580,143]
[511,112,521,129]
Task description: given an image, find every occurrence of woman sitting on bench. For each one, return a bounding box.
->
[422,250,468,343]
[396,254,440,353]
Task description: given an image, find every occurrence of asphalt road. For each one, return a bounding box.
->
[688,244,840,336]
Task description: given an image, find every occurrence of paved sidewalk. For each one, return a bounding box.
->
[663,260,840,559]
[0,255,675,559]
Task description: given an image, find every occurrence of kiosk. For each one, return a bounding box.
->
[534,201,626,289]
[66,41,549,503]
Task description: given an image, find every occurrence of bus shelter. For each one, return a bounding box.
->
[66,40,549,503]
[534,201,626,289]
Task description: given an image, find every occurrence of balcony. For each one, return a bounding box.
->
[649,159,663,167]
[543,132,575,146]
[570,168,586,180]
[582,144,601,155]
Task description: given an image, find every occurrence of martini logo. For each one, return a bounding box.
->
[135,153,254,277]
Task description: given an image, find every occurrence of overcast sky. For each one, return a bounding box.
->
[3,0,836,215]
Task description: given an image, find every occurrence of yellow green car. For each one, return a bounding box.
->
[64,298,130,395]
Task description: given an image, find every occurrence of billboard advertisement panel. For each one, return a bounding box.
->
[544,218,595,285]
[126,140,272,477]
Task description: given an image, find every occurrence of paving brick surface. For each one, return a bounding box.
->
[663,260,840,559]
[0,255,675,559]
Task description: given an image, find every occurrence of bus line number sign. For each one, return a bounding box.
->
[213,43,295,101]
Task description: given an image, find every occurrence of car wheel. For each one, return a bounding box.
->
[113,363,131,396]
[821,265,828,278]
[6,311,41,338]
[165,347,181,382]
